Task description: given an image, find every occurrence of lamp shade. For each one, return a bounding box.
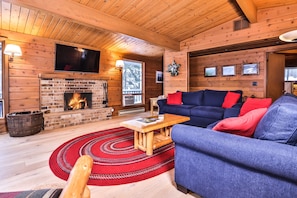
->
[4,44,22,56]
[279,30,297,42]
[115,60,124,68]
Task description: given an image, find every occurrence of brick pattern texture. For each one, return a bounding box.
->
[40,78,112,130]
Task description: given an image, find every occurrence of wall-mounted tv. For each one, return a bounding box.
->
[55,44,100,73]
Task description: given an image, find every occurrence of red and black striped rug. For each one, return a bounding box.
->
[49,127,174,186]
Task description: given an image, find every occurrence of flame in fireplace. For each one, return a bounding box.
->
[68,93,88,110]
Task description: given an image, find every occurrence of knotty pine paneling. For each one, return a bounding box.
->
[163,50,188,96]
[163,4,297,97]
[1,30,162,128]
[181,4,297,52]
[190,49,267,98]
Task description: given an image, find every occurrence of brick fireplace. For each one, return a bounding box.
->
[40,77,113,130]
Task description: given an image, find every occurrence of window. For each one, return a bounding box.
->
[285,67,297,81]
[0,42,3,118]
[122,60,144,106]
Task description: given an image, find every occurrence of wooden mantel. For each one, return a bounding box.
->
[38,73,109,80]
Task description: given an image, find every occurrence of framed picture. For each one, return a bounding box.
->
[0,99,4,118]
[204,66,217,77]
[242,63,259,75]
[222,65,236,76]
[156,71,163,83]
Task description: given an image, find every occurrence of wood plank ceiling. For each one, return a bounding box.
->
[1,0,297,57]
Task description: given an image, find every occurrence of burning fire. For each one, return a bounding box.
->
[68,93,88,110]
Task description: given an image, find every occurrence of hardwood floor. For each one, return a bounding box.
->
[0,112,200,198]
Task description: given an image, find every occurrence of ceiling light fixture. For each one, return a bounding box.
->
[279,30,297,42]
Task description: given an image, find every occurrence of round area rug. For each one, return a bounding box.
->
[49,127,174,186]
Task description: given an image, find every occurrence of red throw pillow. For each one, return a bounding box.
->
[239,98,272,116]
[213,108,268,137]
[222,91,241,108]
[167,92,182,105]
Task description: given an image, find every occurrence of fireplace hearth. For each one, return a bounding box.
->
[64,92,92,111]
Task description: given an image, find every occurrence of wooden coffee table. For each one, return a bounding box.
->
[120,114,190,155]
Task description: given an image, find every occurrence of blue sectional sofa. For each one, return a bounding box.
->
[157,89,243,127]
[171,93,297,198]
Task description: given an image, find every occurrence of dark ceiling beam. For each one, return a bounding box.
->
[189,37,287,57]
[236,0,257,23]
[229,0,257,23]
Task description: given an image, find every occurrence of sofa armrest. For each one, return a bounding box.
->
[171,124,297,182]
[157,99,167,114]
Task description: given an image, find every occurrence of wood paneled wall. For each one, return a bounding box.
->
[163,4,297,96]
[0,30,162,133]
[180,4,297,52]
[190,49,266,98]
[163,50,188,96]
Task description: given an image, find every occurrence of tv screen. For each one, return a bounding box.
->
[55,44,100,73]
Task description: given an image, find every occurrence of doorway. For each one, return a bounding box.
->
[276,50,297,97]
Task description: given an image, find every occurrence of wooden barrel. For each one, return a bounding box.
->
[6,111,44,137]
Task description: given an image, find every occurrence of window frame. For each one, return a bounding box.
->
[1,41,9,120]
[121,59,145,107]
[284,67,297,82]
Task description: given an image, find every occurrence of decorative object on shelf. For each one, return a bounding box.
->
[167,60,181,76]
[279,30,297,42]
[4,44,22,62]
[204,66,217,77]
[222,65,236,76]
[242,63,259,75]
[115,60,124,70]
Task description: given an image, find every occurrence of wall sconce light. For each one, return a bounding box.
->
[279,30,297,42]
[115,60,124,70]
[4,44,22,62]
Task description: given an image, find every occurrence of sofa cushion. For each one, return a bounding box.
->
[213,108,267,137]
[167,92,182,105]
[191,106,225,119]
[163,104,194,116]
[182,90,204,105]
[239,97,272,116]
[203,90,242,107]
[203,90,227,107]
[254,94,297,145]
[222,91,241,108]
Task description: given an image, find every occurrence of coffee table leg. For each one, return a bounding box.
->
[146,131,154,155]
[165,126,171,136]
[134,130,139,149]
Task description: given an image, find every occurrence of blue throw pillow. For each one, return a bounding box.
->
[254,94,297,145]
[182,90,204,105]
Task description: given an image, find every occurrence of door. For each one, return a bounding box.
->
[266,53,285,101]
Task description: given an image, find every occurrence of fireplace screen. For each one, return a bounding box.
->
[64,92,92,111]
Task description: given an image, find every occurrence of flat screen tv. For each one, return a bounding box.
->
[55,44,100,73]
